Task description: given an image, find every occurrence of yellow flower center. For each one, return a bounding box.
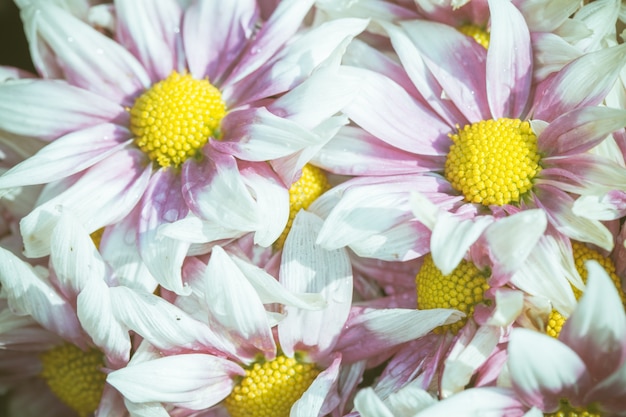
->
[547,241,626,337]
[544,399,602,417]
[415,254,490,334]
[129,71,227,168]
[445,118,542,207]
[224,354,320,417]
[457,24,490,49]
[90,228,105,249]
[273,164,331,251]
[39,343,107,417]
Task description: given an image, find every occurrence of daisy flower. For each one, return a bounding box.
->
[313,0,626,262]
[0,213,139,417]
[507,260,626,416]
[103,211,462,417]
[0,0,367,295]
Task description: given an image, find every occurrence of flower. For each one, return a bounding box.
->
[507,260,626,416]
[312,0,626,262]
[0,0,366,295]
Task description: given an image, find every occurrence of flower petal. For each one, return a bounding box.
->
[24,2,150,103]
[77,278,130,368]
[412,387,526,417]
[278,211,352,361]
[0,123,131,189]
[486,0,532,119]
[0,247,84,347]
[333,307,464,364]
[203,246,276,362]
[115,0,182,82]
[183,0,258,82]
[508,328,591,412]
[137,169,191,295]
[290,354,342,417]
[20,148,152,258]
[538,107,626,156]
[0,79,127,140]
[398,19,490,122]
[106,353,244,410]
[559,260,626,382]
[532,43,626,121]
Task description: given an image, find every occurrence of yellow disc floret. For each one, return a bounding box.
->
[445,118,542,207]
[457,24,490,49]
[544,399,602,417]
[547,241,626,337]
[39,343,107,417]
[130,71,227,168]
[90,227,105,249]
[416,254,490,334]
[273,164,331,251]
[224,354,320,417]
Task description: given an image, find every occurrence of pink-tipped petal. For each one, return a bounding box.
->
[538,107,626,156]
[508,328,591,412]
[532,43,626,121]
[341,66,451,156]
[399,19,490,123]
[115,0,182,82]
[0,80,127,140]
[26,2,150,103]
[183,0,258,82]
[560,260,626,382]
[486,0,532,119]
[20,148,152,258]
[137,169,190,295]
[0,123,131,189]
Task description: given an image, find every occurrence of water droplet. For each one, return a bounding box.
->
[251,47,261,55]
[67,36,74,43]
[96,48,104,55]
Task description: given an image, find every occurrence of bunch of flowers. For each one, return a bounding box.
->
[1,0,626,416]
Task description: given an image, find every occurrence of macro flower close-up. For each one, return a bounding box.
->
[1,0,626,416]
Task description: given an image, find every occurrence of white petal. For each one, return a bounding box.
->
[290,354,341,417]
[106,354,244,409]
[354,387,394,417]
[278,211,352,360]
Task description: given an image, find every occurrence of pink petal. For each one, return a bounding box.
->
[224,0,315,86]
[137,169,191,295]
[224,18,367,107]
[398,19,490,123]
[312,125,444,176]
[20,148,152,258]
[532,43,626,122]
[181,147,258,230]
[486,0,532,119]
[341,66,451,156]
[584,360,626,414]
[183,0,258,83]
[508,328,591,412]
[0,80,127,140]
[538,107,626,156]
[28,2,150,104]
[560,260,626,382]
[0,123,131,189]
[333,307,464,364]
[115,0,183,82]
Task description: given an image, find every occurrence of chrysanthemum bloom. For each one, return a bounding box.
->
[0,214,141,417]
[312,0,626,262]
[0,0,367,294]
[507,260,626,416]
[103,211,462,417]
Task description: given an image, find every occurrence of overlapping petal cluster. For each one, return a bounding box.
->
[0,0,626,416]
